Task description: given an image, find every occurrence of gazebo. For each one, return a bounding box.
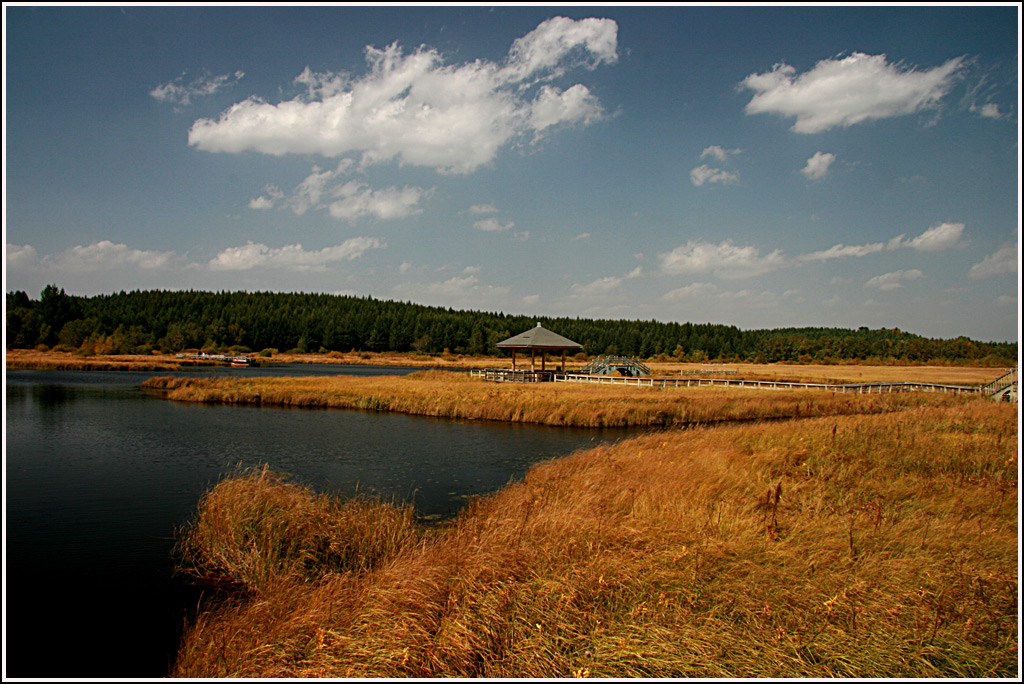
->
[496,323,582,372]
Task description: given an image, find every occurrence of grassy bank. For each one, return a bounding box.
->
[141,370,968,428]
[5,349,187,371]
[172,400,1018,677]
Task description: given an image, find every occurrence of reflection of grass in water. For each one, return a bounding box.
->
[142,370,966,428]
[174,400,1017,678]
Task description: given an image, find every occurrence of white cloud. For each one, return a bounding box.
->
[468,203,498,215]
[393,273,511,307]
[570,266,642,296]
[661,281,718,301]
[700,145,740,162]
[798,241,885,262]
[499,15,618,84]
[690,164,739,187]
[801,151,836,180]
[890,221,965,252]
[6,243,39,269]
[284,161,354,215]
[529,84,604,135]
[187,17,617,174]
[973,103,1002,119]
[658,240,786,279]
[741,52,963,133]
[248,184,284,210]
[42,240,178,271]
[208,237,384,271]
[150,71,245,108]
[327,182,428,222]
[969,242,1018,279]
[573,232,591,241]
[865,269,924,291]
[473,217,515,232]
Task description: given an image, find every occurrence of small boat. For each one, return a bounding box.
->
[230,357,254,367]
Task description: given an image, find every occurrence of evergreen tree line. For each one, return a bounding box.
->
[5,285,1018,365]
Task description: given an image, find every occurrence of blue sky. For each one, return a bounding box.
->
[4,4,1020,342]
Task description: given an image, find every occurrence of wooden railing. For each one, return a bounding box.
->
[472,367,1016,402]
[553,373,983,395]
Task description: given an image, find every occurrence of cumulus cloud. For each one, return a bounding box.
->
[393,273,511,307]
[865,269,924,291]
[6,243,39,269]
[473,217,515,232]
[209,237,384,271]
[499,15,618,83]
[690,164,739,187]
[528,83,604,135]
[798,241,885,262]
[570,266,642,296]
[248,184,284,210]
[972,103,1003,119]
[969,241,1018,279]
[327,182,428,222]
[889,222,965,252]
[659,240,786,279]
[41,240,179,271]
[187,17,617,173]
[661,281,718,301]
[468,203,499,215]
[741,52,963,133]
[150,71,245,108]
[801,151,836,180]
[700,145,740,162]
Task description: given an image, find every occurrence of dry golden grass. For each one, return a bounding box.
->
[172,400,1018,678]
[656,362,1007,386]
[142,370,967,428]
[176,465,418,595]
[4,349,185,371]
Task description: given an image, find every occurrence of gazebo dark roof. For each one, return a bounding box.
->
[496,324,582,350]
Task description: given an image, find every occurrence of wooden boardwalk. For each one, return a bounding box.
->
[552,373,982,395]
[471,367,1017,401]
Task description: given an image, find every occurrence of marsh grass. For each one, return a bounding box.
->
[176,465,418,595]
[143,370,963,428]
[5,349,184,371]
[172,400,1017,678]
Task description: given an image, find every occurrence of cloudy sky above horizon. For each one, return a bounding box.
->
[5,5,1020,341]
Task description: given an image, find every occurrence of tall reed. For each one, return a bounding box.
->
[176,465,418,595]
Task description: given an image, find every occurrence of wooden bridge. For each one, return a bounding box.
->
[555,367,1018,401]
[472,366,1017,402]
[575,355,651,377]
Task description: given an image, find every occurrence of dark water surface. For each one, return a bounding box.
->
[4,365,639,677]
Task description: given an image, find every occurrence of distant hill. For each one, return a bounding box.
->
[6,286,1017,365]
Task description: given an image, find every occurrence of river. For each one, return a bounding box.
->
[4,365,638,677]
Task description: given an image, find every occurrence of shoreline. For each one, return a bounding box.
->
[5,349,1007,386]
[141,370,970,429]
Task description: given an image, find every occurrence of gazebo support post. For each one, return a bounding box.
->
[511,349,516,370]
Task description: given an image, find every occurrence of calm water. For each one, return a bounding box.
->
[4,365,638,677]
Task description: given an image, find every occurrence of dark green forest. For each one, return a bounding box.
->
[5,285,1018,365]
